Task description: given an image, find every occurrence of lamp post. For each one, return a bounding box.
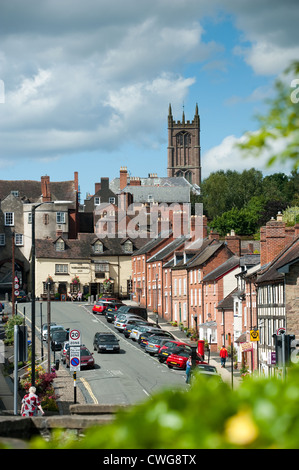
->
[31,203,38,387]
[30,200,72,386]
[155,273,159,325]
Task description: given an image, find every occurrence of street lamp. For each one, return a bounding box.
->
[30,200,71,387]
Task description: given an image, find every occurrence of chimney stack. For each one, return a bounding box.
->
[120,166,128,190]
[41,175,51,202]
[225,230,241,256]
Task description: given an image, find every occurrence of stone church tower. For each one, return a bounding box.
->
[167,103,201,186]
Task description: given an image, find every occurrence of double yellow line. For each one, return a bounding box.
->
[79,377,98,404]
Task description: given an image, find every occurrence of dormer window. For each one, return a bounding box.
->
[55,238,65,251]
[93,240,103,253]
[123,240,133,253]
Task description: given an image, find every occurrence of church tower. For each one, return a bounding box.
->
[167,103,201,186]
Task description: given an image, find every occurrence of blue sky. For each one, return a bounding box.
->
[0,0,298,202]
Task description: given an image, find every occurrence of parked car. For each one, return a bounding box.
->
[105,302,124,314]
[66,345,95,369]
[61,341,70,364]
[92,300,117,315]
[93,332,120,353]
[166,350,206,369]
[100,296,120,302]
[43,324,64,342]
[114,314,145,332]
[123,320,158,338]
[114,305,148,321]
[106,310,119,323]
[158,341,191,363]
[130,325,162,342]
[140,330,175,347]
[51,329,69,351]
[16,290,29,302]
[145,336,175,356]
[41,322,57,341]
[195,364,221,380]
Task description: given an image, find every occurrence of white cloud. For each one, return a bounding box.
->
[202,134,294,179]
[220,0,299,75]
[235,41,299,76]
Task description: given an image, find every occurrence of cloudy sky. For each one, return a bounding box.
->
[0,0,298,200]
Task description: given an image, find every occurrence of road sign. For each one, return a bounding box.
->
[14,290,19,296]
[250,329,260,341]
[70,346,81,371]
[69,329,81,346]
[277,327,286,336]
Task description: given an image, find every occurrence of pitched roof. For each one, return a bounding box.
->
[0,179,77,206]
[217,287,238,310]
[147,236,189,262]
[186,241,224,269]
[35,233,147,259]
[132,230,172,256]
[256,236,299,284]
[202,256,240,282]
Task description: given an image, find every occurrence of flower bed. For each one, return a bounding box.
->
[20,364,59,412]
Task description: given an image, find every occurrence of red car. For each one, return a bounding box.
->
[166,349,207,370]
[92,299,122,315]
[158,341,191,363]
[66,346,95,369]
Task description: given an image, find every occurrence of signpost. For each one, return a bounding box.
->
[250,329,260,342]
[69,329,81,404]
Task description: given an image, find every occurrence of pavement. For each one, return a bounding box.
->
[0,299,241,416]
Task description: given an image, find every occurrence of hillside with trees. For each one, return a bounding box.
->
[197,169,299,237]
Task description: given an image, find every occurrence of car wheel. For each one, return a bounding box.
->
[167,364,173,369]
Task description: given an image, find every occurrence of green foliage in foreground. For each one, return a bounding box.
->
[29,367,299,449]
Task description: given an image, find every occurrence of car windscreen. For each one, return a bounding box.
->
[116,306,128,314]
[80,348,91,356]
[98,335,118,343]
[197,365,217,372]
[52,331,68,341]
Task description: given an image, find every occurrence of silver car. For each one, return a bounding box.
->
[145,336,174,356]
[114,314,145,332]
[130,325,161,341]
[42,322,57,341]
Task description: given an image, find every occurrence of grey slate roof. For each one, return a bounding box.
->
[35,233,148,259]
[0,179,77,207]
[110,176,192,203]
[217,287,238,310]
[147,236,189,262]
[202,256,240,282]
[132,230,172,256]
[256,237,299,284]
[186,241,224,269]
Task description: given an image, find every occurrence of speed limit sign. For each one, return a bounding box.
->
[69,329,81,346]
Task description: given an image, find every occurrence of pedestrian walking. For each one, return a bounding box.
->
[21,386,44,417]
[219,345,228,368]
[186,355,192,384]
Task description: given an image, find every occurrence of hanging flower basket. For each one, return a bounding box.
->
[103,278,113,292]
[72,276,80,285]
[46,275,54,284]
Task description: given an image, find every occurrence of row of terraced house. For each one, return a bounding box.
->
[131,214,299,377]
[1,169,298,377]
